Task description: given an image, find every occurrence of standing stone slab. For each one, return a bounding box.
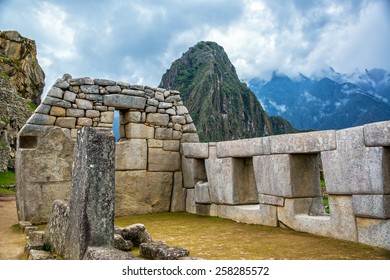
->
[205,146,234,204]
[65,127,115,260]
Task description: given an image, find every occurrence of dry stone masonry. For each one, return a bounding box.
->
[16,75,390,253]
[16,74,198,224]
[182,122,390,251]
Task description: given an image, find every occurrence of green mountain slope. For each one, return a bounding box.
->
[160,41,295,142]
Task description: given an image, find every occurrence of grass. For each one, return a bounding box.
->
[115,212,390,260]
[0,171,16,194]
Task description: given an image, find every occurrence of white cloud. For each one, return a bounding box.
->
[1,0,389,91]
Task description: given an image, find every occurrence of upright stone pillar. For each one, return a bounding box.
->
[65,127,115,259]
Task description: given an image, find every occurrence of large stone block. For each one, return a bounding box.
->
[322,126,390,194]
[205,145,259,205]
[356,218,390,250]
[181,157,207,189]
[115,171,173,216]
[364,120,390,147]
[83,247,140,260]
[27,113,56,125]
[269,130,336,154]
[146,113,169,126]
[155,127,173,140]
[65,127,115,259]
[17,127,75,184]
[194,181,211,204]
[277,198,332,237]
[55,117,76,129]
[216,138,264,158]
[115,139,147,170]
[75,98,93,110]
[44,200,69,257]
[181,143,209,158]
[185,188,196,214]
[205,146,234,204]
[277,196,358,242]
[104,94,146,110]
[217,204,277,226]
[125,123,154,139]
[352,195,390,219]
[148,148,180,172]
[253,154,321,198]
[258,194,284,206]
[170,172,186,212]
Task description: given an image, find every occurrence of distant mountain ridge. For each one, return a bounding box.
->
[249,68,390,130]
[159,41,297,142]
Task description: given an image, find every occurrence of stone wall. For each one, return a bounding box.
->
[181,122,390,250]
[16,74,389,251]
[16,75,198,223]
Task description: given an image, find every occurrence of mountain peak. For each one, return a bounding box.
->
[160,41,296,141]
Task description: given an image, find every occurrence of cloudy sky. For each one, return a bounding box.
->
[1,0,389,94]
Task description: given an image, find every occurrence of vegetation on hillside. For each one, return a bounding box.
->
[160,41,296,142]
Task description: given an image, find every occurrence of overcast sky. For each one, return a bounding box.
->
[1,0,389,94]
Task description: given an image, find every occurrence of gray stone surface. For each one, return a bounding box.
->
[148,148,180,171]
[104,94,146,109]
[75,98,93,109]
[125,123,154,139]
[140,242,189,260]
[258,194,285,206]
[352,195,390,219]
[27,113,56,125]
[28,250,55,260]
[364,121,390,147]
[83,247,141,260]
[205,146,234,204]
[65,127,115,259]
[269,130,336,154]
[43,96,72,108]
[115,139,147,170]
[115,171,173,216]
[170,172,186,212]
[253,154,321,198]
[322,126,390,194]
[217,204,278,226]
[216,138,264,158]
[181,143,209,158]
[194,181,211,204]
[146,113,169,126]
[186,189,196,214]
[44,200,69,257]
[356,218,390,250]
[122,224,153,246]
[114,234,133,251]
[16,127,74,223]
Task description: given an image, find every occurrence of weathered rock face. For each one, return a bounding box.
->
[0,30,45,103]
[0,31,45,171]
[140,241,190,260]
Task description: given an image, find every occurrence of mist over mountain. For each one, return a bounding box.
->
[249,68,390,130]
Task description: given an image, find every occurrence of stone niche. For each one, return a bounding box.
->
[16,75,199,223]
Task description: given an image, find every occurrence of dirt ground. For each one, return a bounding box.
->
[0,195,26,260]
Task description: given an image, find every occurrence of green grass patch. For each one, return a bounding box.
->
[0,170,15,186]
